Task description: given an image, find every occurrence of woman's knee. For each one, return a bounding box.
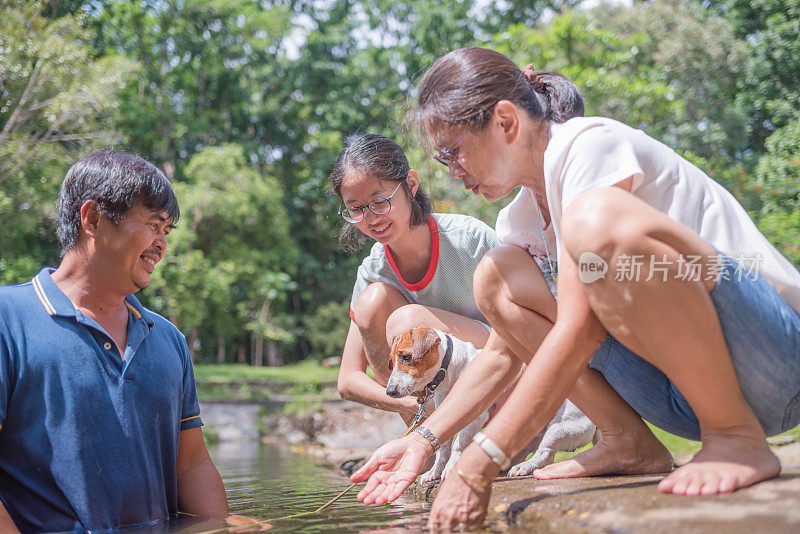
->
[474,246,516,315]
[474,245,553,321]
[352,282,407,332]
[561,187,644,262]
[385,304,428,344]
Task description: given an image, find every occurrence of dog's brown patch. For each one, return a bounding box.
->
[389,326,441,378]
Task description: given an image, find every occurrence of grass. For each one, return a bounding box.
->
[194,360,340,402]
[779,425,800,443]
[194,360,340,384]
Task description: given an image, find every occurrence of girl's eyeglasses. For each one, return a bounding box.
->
[338,182,404,223]
[433,127,471,167]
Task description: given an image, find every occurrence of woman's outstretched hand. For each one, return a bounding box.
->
[350,435,432,505]
[426,445,498,531]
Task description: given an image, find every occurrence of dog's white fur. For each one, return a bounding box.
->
[387,327,598,482]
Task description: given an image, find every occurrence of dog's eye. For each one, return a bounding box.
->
[399,353,412,363]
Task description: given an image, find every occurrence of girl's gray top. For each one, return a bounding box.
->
[349,213,499,323]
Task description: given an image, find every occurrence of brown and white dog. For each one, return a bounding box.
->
[387,325,598,482]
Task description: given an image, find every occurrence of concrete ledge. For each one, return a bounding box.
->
[409,468,800,532]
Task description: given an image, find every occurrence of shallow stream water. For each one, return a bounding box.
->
[210,441,429,532]
[132,441,531,533]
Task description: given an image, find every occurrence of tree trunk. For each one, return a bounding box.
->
[254,335,264,367]
[188,326,198,362]
[237,336,247,364]
[217,336,225,364]
[267,340,283,366]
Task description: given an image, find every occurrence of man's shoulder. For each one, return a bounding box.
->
[146,309,182,335]
[129,298,188,345]
[0,280,36,314]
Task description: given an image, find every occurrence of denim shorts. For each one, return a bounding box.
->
[588,254,800,440]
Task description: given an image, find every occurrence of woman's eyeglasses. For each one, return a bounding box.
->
[339,182,404,223]
[433,127,471,167]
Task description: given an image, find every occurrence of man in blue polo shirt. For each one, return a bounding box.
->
[0,151,251,531]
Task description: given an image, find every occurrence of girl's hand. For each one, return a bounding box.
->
[399,395,436,424]
[350,434,432,505]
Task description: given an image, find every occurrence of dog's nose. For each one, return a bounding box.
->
[386,384,401,398]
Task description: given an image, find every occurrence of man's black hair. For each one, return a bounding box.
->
[56,150,180,253]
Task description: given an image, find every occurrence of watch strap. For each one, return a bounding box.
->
[414,426,441,451]
[473,431,510,470]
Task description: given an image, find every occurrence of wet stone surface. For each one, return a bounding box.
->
[202,400,800,532]
[411,461,800,533]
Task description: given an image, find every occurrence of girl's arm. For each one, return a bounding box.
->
[338,321,420,422]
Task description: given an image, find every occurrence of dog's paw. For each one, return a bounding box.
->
[507,460,537,477]
[441,452,462,480]
[441,463,454,480]
[420,468,443,485]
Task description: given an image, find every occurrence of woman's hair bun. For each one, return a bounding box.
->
[521,64,547,93]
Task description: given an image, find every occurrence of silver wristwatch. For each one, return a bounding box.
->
[413,426,441,451]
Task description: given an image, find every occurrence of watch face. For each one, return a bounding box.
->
[415,426,440,450]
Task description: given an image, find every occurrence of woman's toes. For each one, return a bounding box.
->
[682,481,699,496]
[717,475,737,494]
[700,478,720,495]
[666,472,691,495]
[657,477,676,493]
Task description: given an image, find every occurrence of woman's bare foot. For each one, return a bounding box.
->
[533,426,673,479]
[658,432,780,495]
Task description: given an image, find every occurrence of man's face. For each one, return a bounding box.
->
[95,204,173,293]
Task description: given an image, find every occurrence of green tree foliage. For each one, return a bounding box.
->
[492,11,680,133]
[591,0,750,165]
[3,0,799,363]
[757,119,800,214]
[754,119,800,268]
[93,0,291,175]
[757,211,800,270]
[303,299,351,361]
[0,0,134,284]
[143,143,299,362]
[709,0,800,150]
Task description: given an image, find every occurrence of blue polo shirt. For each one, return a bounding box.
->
[0,268,203,532]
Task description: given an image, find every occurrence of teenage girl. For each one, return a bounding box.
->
[330,134,498,424]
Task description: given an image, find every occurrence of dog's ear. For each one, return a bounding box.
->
[411,327,440,360]
[388,335,400,370]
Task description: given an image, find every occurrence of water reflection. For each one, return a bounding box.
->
[128,441,531,533]
[210,441,429,533]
